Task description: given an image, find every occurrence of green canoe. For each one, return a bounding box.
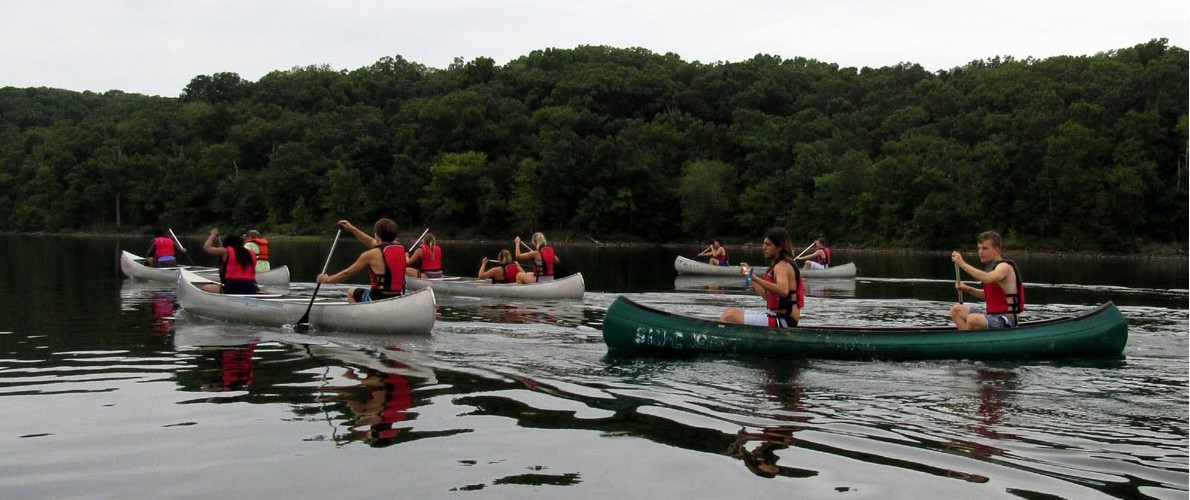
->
[601,297,1128,360]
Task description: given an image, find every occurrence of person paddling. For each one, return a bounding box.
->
[406,232,444,279]
[478,250,523,284]
[719,227,804,328]
[513,232,560,283]
[146,229,187,268]
[795,238,830,270]
[697,240,731,266]
[200,229,258,294]
[317,219,406,303]
[950,231,1025,330]
[242,230,271,273]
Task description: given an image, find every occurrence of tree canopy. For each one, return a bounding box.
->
[1,41,1186,250]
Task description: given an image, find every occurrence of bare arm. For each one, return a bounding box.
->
[203,228,227,257]
[953,253,1010,284]
[339,220,377,247]
[318,250,375,283]
[796,250,822,261]
[408,247,423,263]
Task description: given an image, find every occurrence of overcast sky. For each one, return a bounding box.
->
[2,0,1186,97]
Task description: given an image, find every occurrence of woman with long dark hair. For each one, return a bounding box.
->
[201,228,259,294]
[719,227,803,328]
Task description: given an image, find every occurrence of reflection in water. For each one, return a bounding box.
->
[150,293,175,336]
[215,345,256,391]
[319,362,414,447]
[727,426,815,479]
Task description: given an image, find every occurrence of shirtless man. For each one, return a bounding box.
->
[950,231,1025,330]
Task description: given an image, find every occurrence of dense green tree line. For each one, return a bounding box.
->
[1,40,1185,250]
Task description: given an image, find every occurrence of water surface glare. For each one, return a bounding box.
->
[0,235,1185,499]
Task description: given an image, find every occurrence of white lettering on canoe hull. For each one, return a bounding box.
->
[633,327,741,352]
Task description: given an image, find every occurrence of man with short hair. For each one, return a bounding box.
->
[317,219,407,303]
[950,231,1025,330]
[796,238,830,270]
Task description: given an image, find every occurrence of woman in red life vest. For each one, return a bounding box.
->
[795,238,831,270]
[406,233,444,279]
[513,232,560,284]
[478,250,523,284]
[697,239,731,266]
[200,229,259,294]
[146,228,187,268]
[317,219,406,303]
[719,227,804,328]
[950,231,1025,330]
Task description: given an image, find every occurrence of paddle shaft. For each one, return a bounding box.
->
[955,262,964,304]
[407,227,430,256]
[794,242,816,259]
[168,228,195,266]
[297,228,343,329]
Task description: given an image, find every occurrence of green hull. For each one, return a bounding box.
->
[602,297,1128,360]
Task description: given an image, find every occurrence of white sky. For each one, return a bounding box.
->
[2,0,1186,97]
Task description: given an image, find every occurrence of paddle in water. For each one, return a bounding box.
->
[168,228,196,266]
[293,227,343,333]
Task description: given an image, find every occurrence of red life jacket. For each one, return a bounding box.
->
[153,237,175,258]
[815,247,831,266]
[419,244,442,272]
[499,262,523,284]
[984,259,1025,316]
[221,249,257,280]
[534,246,556,276]
[718,247,731,265]
[763,262,804,312]
[245,237,269,261]
[370,243,406,294]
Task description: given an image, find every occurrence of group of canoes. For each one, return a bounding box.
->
[122,220,585,335]
[123,224,1128,360]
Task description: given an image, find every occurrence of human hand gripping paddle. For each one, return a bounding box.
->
[293,227,343,333]
[168,228,195,266]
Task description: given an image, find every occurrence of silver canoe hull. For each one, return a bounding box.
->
[673,256,857,278]
[121,250,290,287]
[175,269,435,335]
[405,273,585,299]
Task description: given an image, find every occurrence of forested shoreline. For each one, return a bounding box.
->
[1,39,1185,251]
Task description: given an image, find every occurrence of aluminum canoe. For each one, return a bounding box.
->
[121,250,290,287]
[405,273,585,299]
[673,256,857,278]
[175,269,435,335]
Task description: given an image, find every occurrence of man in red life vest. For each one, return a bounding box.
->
[795,238,830,270]
[146,229,187,268]
[951,231,1025,330]
[317,219,407,303]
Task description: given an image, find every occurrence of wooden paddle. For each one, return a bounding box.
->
[294,227,343,333]
[168,228,195,266]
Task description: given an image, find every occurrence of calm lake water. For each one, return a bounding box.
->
[1,234,1186,499]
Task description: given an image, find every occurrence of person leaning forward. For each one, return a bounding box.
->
[950,230,1026,330]
[317,219,407,303]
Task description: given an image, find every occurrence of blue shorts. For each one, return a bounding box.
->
[351,289,402,302]
[154,256,177,268]
[966,305,1018,328]
[717,261,731,267]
